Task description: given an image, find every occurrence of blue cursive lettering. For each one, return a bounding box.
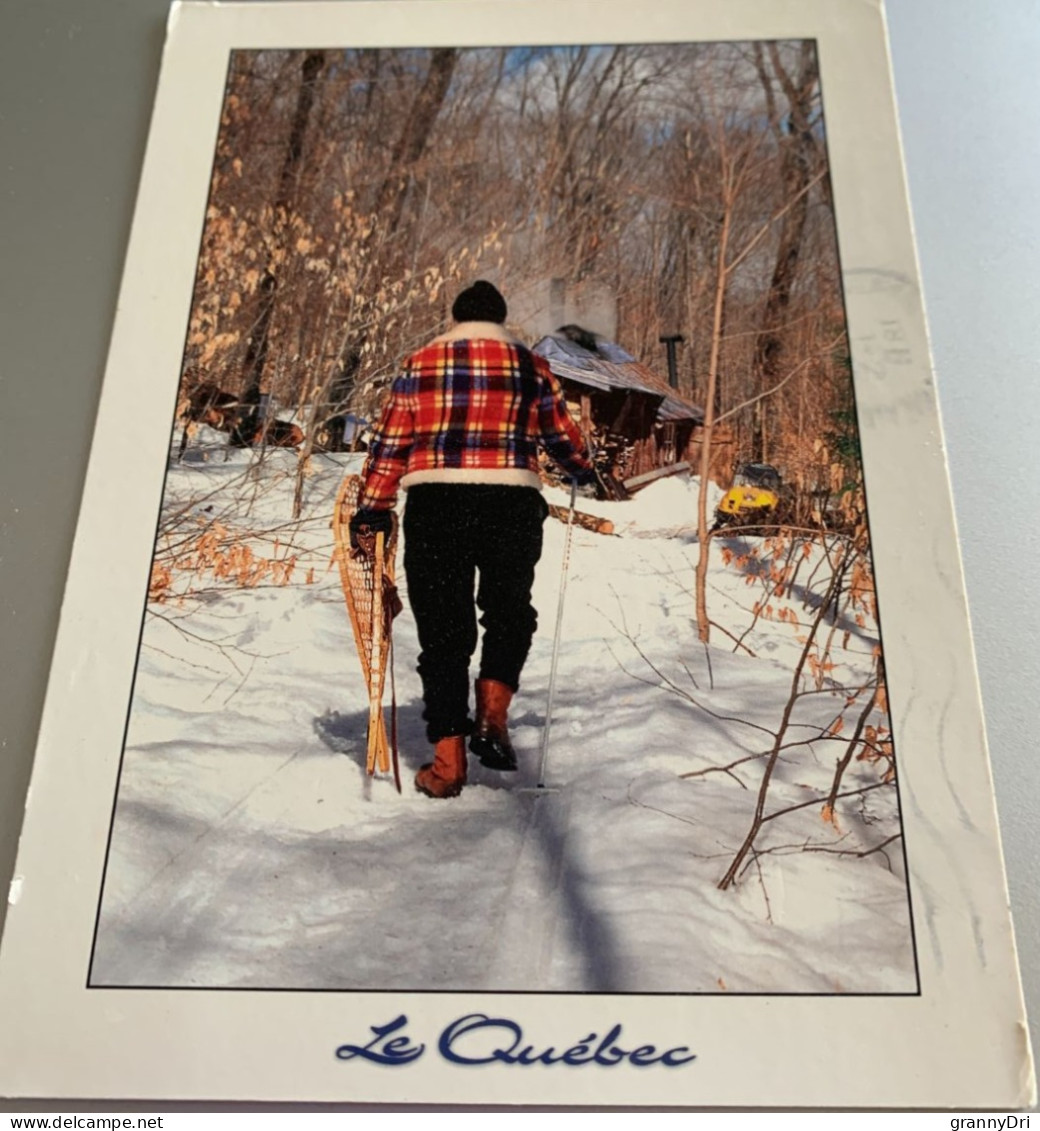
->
[437,1013,695,1068]
[337,1013,695,1069]
[335,1014,425,1065]
[439,1013,520,1065]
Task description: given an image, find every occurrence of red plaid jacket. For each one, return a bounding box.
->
[358,323,592,510]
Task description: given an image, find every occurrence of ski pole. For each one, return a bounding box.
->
[534,478,578,790]
[367,530,387,776]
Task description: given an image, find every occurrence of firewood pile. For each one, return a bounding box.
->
[538,424,633,499]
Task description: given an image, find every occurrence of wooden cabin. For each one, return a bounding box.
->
[532,332,705,480]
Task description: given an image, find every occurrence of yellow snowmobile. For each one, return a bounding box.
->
[712,463,781,533]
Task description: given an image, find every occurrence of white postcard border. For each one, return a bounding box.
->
[0,0,1032,1108]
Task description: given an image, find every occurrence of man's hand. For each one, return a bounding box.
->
[568,465,599,488]
[349,507,393,555]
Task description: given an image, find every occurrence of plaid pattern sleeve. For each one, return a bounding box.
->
[358,375,414,509]
[535,360,594,477]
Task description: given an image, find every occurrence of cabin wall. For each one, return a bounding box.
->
[558,377,709,479]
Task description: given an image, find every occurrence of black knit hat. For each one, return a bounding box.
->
[451,280,507,324]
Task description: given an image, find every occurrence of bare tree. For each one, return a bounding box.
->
[240,51,326,409]
[749,42,822,461]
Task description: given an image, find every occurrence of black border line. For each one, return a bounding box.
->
[85,35,923,1000]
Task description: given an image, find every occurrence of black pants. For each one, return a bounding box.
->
[403,484,548,742]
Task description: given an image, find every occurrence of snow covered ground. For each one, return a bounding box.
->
[90,440,916,993]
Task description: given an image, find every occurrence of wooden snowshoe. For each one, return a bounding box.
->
[331,474,402,790]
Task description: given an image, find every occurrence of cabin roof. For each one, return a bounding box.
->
[532,335,703,424]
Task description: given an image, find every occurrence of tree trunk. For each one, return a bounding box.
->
[293,49,458,518]
[370,49,458,237]
[694,198,733,644]
[750,43,819,462]
[342,48,459,370]
[241,50,326,401]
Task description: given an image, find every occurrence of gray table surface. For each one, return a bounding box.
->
[1,0,1036,1108]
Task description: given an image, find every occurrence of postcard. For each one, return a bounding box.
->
[0,0,1033,1109]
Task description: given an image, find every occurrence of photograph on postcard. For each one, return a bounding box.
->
[88,40,918,995]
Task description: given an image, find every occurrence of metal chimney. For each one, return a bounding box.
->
[659,334,684,390]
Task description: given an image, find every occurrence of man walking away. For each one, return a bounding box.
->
[349,280,595,798]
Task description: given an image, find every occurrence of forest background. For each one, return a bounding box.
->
[185,40,855,525]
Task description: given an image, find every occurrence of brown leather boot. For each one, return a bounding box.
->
[415,735,468,799]
[469,678,518,772]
